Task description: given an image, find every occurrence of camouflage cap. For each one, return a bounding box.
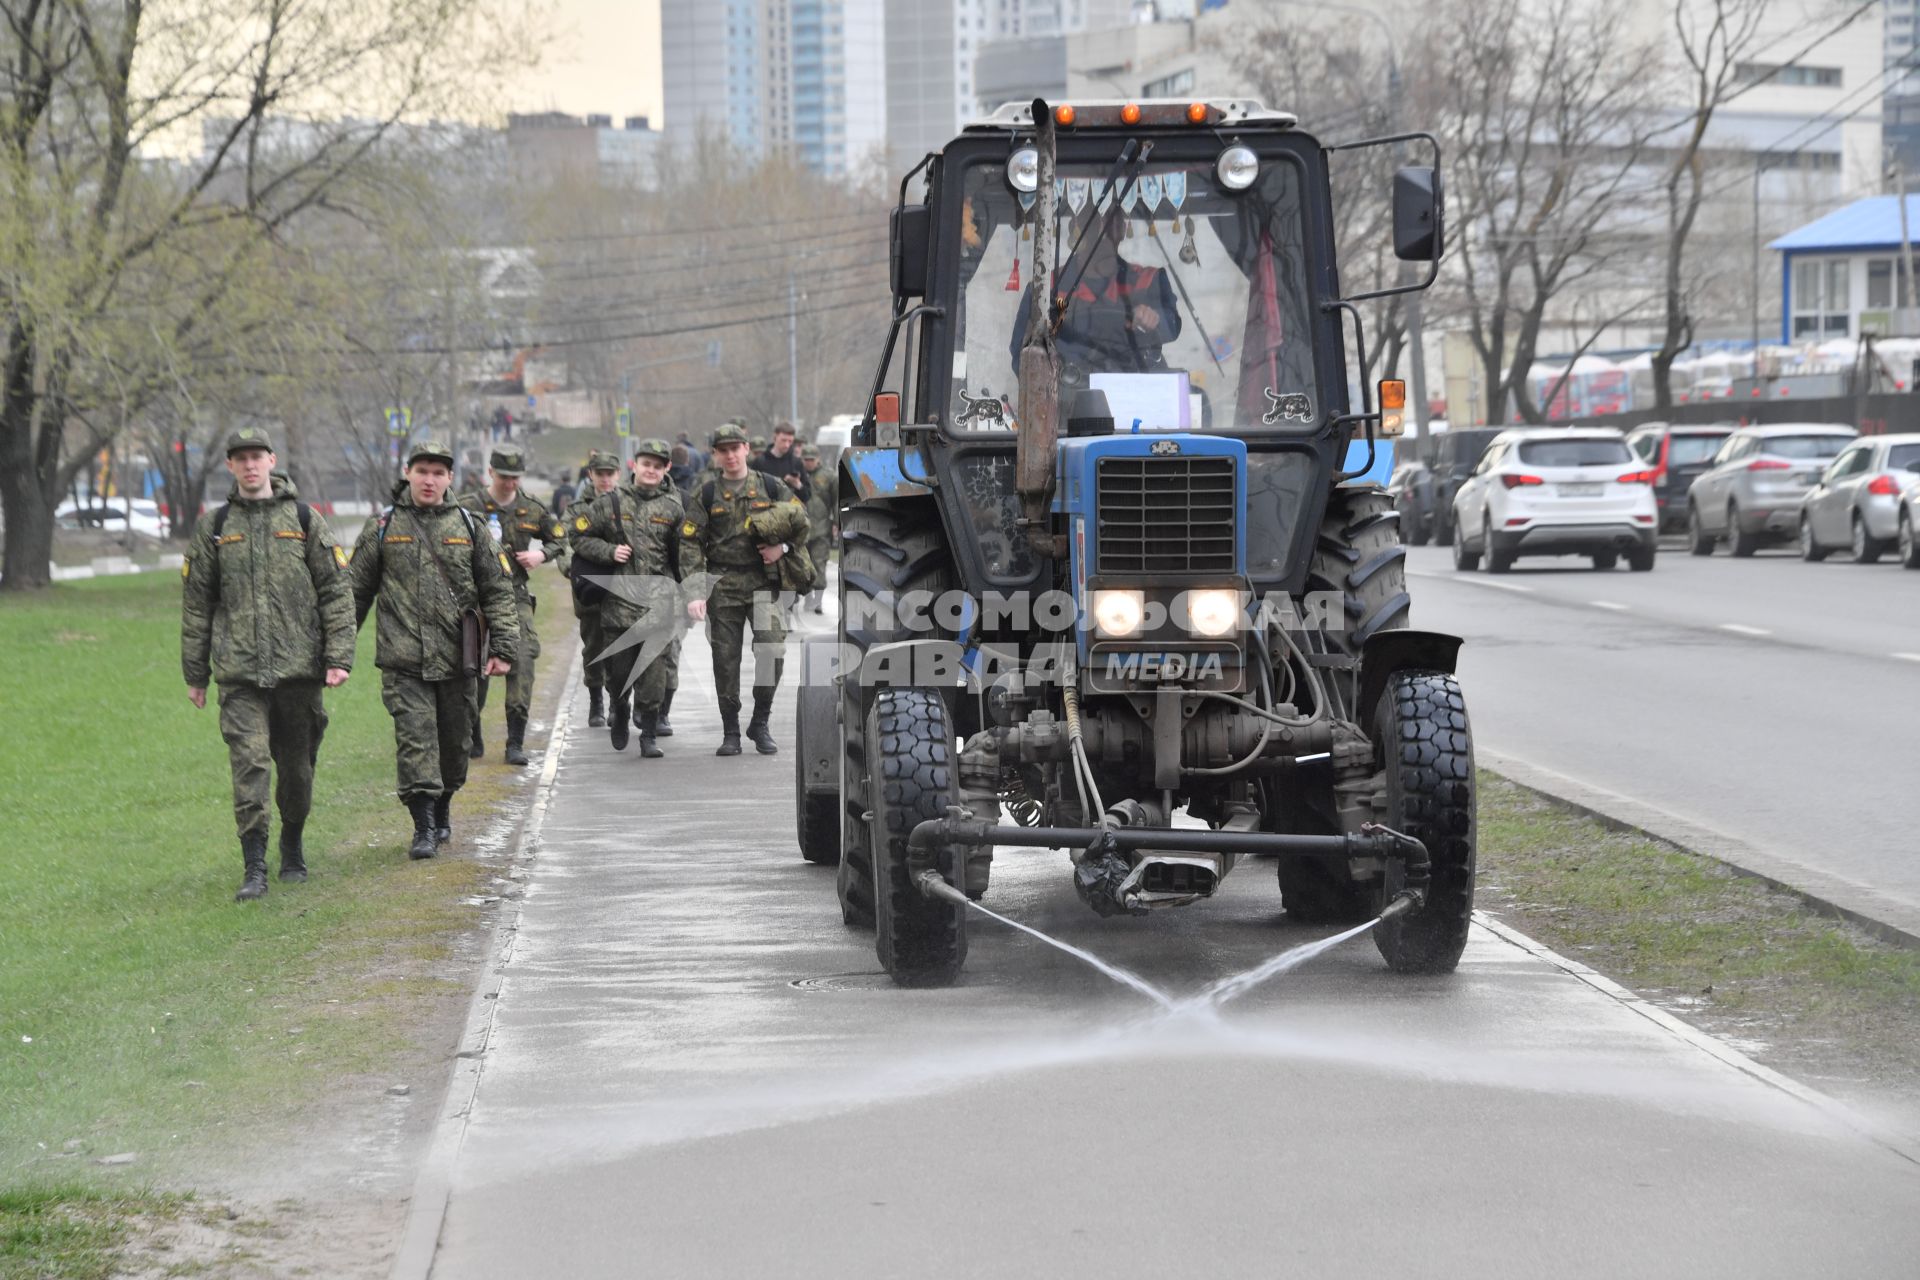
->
[711,422,750,448]
[406,439,455,467]
[799,443,821,460]
[224,425,276,457]
[633,437,672,462]
[586,449,622,472]
[749,436,768,452]
[489,447,526,476]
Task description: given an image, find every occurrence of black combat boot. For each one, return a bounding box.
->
[716,709,742,756]
[587,687,607,728]
[609,694,631,751]
[277,821,308,883]
[654,688,675,737]
[637,709,664,759]
[406,796,437,860]
[468,718,485,759]
[235,835,270,901]
[433,794,452,846]
[504,712,530,766]
[746,690,778,755]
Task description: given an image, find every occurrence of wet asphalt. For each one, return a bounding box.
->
[425,599,1920,1279]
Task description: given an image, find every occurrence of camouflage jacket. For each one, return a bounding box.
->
[349,484,521,679]
[803,471,836,544]
[570,480,685,630]
[180,476,355,688]
[678,469,811,584]
[457,487,566,602]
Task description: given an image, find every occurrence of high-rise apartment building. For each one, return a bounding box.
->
[663,0,886,177]
[885,0,1132,178]
[662,0,768,158]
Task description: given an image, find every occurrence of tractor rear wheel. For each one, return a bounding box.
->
[836,503,953,929]
[1372,671,1476,974]
[869,687,967,986]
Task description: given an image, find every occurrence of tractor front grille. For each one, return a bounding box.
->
[1095,456,1237,574]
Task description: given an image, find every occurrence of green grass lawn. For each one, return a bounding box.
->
[0,572,516,1203]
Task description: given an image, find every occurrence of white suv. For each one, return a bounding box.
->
[1449,428,1658,573]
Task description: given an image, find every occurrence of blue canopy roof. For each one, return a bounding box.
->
[1770,196,1920,253]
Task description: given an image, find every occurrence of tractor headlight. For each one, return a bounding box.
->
[1216,144,1259,191]
[1185,589,1241,638]
[1007,147,1040,193]
[1092,589,1145,638]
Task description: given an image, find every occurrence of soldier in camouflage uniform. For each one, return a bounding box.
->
[350,440,520,860]
[680,421,810,755]
[800,443,835,613]
[571,439,684,757]
[459,447,565,766]
[182,427,356,901]
[569,452,623,727]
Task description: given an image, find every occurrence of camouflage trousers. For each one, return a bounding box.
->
[475,593,540,720]
[380,671,472,801]
[603,608,676,713]
[217,681,327,844]
[576,601,606,694]
[704,568,787,714]
[805,538,830,605]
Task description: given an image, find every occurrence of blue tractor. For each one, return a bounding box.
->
[793,98,1473,987]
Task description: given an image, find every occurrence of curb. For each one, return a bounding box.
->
[1481,749,1920,952]
[387,646,579,1280]
[1473,911,1920,1168]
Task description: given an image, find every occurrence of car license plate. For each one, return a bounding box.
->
[1559,482,1602,497]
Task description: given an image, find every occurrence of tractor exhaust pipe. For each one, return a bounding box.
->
[1015,99,1066,560]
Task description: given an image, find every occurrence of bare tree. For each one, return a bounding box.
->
[1425,0,1662,425]
[0,0,533,589]
[1649,0,1875,408]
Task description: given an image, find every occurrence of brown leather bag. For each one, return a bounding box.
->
[415,508,490,678]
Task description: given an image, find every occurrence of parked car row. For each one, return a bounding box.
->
[53,498,169,540]
[1409,419,1920,572]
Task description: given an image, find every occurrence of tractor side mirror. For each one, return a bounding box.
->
[1392,166,1443,262]
[890,204,931,299]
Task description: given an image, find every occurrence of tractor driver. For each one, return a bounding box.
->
[1010,204,1182,386]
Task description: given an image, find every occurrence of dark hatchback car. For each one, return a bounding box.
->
[1626,422,1735,533]
[1392,427,1503,545]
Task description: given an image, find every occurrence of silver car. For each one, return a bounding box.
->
[1797,433,1920,564]
[1686,423,1856,557]
[1899,469,1920,569]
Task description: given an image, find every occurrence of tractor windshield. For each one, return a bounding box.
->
[948,154,1319,435]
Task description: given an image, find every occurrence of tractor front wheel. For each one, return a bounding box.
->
[1372,671,1476,975]
[869,687,968,987]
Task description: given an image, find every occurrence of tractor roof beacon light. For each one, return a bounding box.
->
[1008,147,1040,193]
[1217,144,1259,191]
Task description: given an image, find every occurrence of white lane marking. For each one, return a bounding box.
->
[1719,623,1772,637]
[1894,652,1920,664]
[1437,575,1535,594]
[1590,601,1629,612]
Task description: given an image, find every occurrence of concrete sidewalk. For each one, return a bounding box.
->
[408,610,1920,1280]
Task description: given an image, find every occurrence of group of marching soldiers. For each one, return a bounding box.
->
[181,421,829,902]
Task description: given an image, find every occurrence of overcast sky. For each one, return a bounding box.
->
[518,0,664,128]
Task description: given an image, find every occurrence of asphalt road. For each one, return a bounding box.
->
[419,608,1920,1280]
[1405,541,1920,934]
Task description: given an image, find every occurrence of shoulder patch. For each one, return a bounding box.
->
[333,545,350,569]
[181,560,191,579]
[575,515,591,531]
[681,519,699,537]
[498,551,512,574]
[553,522,566,538]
